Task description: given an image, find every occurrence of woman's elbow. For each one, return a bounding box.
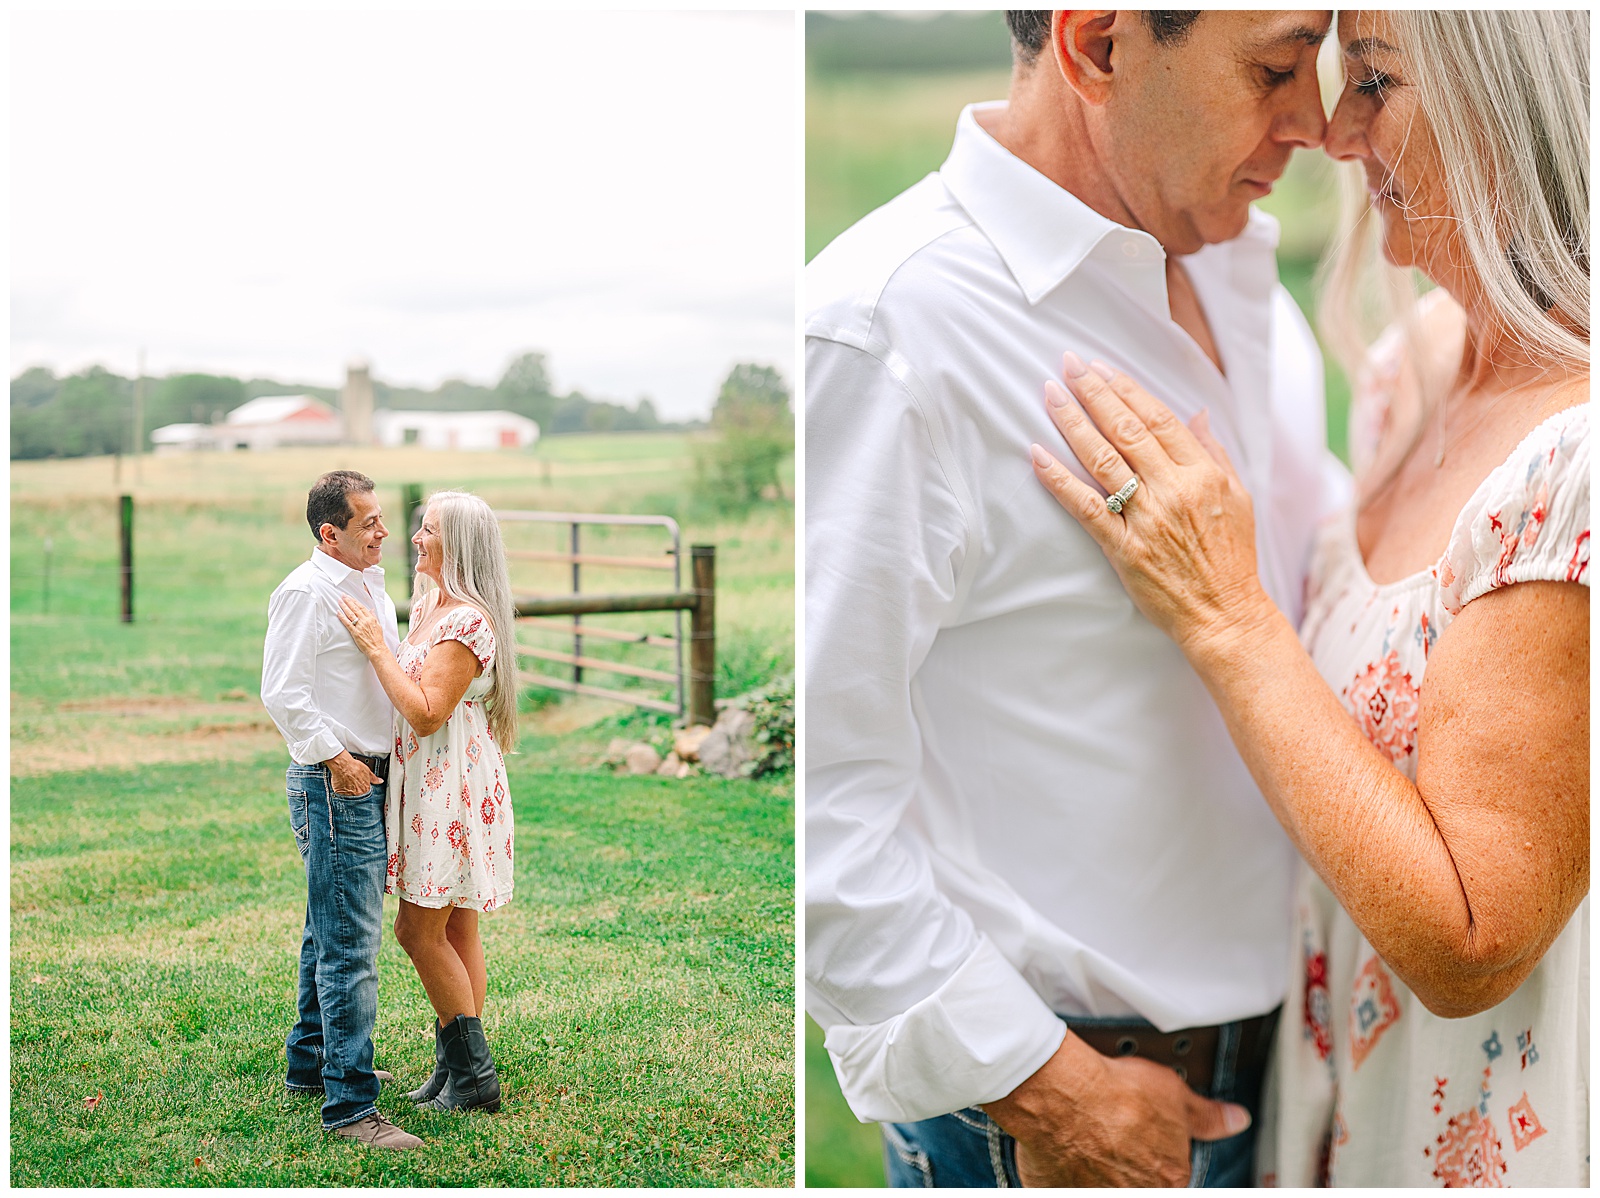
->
[1411,977,1516,1020]
[407,711,446,738]
[1406,935,1535,1019]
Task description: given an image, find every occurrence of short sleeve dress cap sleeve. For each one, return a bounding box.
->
[1437,404,1590,616]
[432,605,497,670]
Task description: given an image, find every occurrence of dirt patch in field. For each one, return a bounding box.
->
[11,696,286,777]
[13,690,623,777]
[525,696,621,735]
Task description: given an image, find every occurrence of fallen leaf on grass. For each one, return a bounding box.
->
[84,1092,103,1111]
[30,975,47,984]
[194,1157,204,1169]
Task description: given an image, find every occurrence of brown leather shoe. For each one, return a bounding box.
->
[330,1112,423,1150]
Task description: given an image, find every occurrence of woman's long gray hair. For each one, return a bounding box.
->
[1320,9,1589,462]
[412,490,519,751]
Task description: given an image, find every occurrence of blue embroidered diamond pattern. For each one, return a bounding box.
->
[1482,1031,1503,1063]
[1516,1028,1539,1070]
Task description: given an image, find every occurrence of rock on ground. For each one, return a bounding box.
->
[699,708,758,779]
[624,743,662,775]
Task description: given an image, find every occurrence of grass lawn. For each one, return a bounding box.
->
[11,437,796,1186]
[804,1016,883,1188]
[12,753,793,1186]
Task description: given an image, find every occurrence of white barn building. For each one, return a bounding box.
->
[151,394,344,452]
[373,409,539,451]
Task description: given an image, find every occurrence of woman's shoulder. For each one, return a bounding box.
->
[431,603,497,667]
[1437,400,1590,614]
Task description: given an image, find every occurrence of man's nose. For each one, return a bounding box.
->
[1277,70,1328,149]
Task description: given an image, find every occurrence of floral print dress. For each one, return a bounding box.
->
[1257,351,1590,1185]
[384,604,514,911]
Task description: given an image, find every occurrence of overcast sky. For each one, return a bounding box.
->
[11,10,796,420]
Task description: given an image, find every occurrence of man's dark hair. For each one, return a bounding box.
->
[1005,11,1202,67]
[306,470,376,542]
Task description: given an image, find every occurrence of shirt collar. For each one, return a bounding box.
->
[940,101,1282,308]
[310,545,385,586]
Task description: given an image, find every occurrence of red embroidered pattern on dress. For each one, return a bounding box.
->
[1506,1093,1547,1152]
[1349,955,1402,1069]
[1567,530,1589,584]
[1431,1108,1507,1186]
[1344,650,1421,764]
[1304,948,1332,1061]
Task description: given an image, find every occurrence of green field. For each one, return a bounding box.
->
[11,435,796,1186]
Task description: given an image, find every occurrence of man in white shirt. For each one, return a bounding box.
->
[806,11,1346,1186]
[261,470,421,1150]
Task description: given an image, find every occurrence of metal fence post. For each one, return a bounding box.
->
[688,544,715,726]
[571,521,583,685]
[119,494,134,623]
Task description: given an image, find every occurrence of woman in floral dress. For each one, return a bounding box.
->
[1028,10,1587,1185]
[338,490,519,1115]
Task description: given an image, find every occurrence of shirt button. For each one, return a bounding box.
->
[1123,242,1142,258]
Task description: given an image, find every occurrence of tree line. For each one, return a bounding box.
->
[8,351,691,461]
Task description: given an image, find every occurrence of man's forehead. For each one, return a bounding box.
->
[1236,10,1333,50]
[349,492,383,521]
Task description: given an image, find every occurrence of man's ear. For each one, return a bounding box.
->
[1052,11,1118,106]
[319,522,338,547]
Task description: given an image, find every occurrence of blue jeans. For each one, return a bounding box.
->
[283,763,386,1130]
[884,1015,1270,1188]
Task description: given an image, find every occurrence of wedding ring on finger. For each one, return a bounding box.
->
[1106,476,1139,515]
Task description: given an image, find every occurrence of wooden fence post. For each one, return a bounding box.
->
[688,544,716,726]
[401,483,423,597]
[119,494,134,623]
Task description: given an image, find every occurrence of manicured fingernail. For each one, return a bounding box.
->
[1062,351,1088,378]
[1089,359,1116,381]
[1045,379,1072,408]
[1029,443,1055,468]
[1225,1105,1252,1135]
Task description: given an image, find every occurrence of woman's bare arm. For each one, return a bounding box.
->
[337,596,481,738]
[1029,360,1589,1016]
[1185,579,1587,1017]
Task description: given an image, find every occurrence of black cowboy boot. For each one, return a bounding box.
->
[428,1014,501,1113]
[408,1021,448,1104]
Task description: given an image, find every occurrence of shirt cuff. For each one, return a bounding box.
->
[820,935,1068,1124]
[289,731,345,766]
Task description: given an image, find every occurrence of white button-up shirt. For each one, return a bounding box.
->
[261,547,400,764]
[805,102,1351,1124]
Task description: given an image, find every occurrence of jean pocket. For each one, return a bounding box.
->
[287,791,311,859]
[883,1123,935,1188]
[330,785,374,799]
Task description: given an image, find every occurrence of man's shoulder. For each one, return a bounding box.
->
[269,557,322,602]
[806,174,986,344]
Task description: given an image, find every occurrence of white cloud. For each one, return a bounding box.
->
[10,9,796,419]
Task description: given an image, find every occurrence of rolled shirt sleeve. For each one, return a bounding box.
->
[261,584,344,766]
[804,336,1066,1123]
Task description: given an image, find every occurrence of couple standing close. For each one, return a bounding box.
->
[261,470,519,1149]
[808,9,1587,1187]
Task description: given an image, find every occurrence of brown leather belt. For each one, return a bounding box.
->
[351,753,390,782]
[1066,1008,1279,1096]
